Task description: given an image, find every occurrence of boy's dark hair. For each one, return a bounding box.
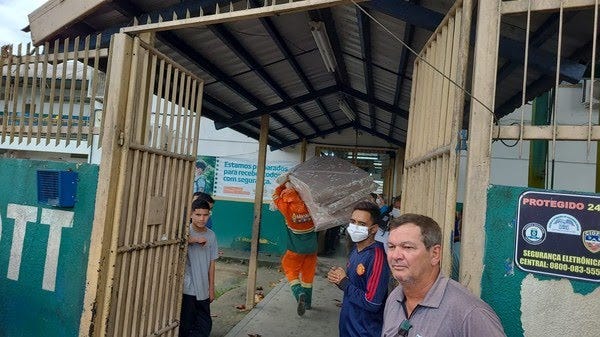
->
[193,191,214,204]
[353,201,381,225]
[191,199,211,211]
[196,161,207,170]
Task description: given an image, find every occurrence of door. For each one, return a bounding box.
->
[83,33,203,337]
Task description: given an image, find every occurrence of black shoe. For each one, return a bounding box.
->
[297,293,306,316]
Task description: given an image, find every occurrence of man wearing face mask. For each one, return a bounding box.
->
[376,195,402,246]
[327,201,390,337]
[389,196,402,219]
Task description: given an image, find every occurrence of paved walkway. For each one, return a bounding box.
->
[224,252,347,337]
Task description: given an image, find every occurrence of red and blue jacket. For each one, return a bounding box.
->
[338,241,390,337]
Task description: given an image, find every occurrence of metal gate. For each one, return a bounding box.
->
[402,0,473,274]
[82,33,203,337]
[461,0,599,295]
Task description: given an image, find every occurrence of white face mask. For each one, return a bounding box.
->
[391,208,401,218]
[347,223,370,242]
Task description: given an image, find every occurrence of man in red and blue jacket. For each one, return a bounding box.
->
[327,201,390,337]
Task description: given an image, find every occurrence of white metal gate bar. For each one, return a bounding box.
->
[402,0,472,274]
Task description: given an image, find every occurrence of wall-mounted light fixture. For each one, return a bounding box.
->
[338,99,355,121]
[309,21,337,73]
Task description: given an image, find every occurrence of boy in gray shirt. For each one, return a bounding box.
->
[180,199,218,337]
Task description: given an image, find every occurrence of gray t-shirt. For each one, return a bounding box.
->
[381,274,506,337]
[183,225,218,300]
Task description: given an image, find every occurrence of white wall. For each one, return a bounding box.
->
[197,117,301,162]
[457,83,599,202]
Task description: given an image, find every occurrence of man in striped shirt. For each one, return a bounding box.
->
[327,201,390,337]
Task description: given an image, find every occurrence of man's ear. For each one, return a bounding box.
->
[430,244,442,266]
[371,224,379,235]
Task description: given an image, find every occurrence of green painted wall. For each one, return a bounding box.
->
[0,158,98,337]
[210,200,287,254]
[481,185,600,337]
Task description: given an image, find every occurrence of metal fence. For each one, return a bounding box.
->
[0,35,107,148]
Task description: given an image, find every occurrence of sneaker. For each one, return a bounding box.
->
[297,293,306,316]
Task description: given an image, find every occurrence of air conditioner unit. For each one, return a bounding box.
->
[87,70,106,102]
[582,79,599,109]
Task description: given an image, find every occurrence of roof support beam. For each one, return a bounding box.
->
[390,19,415,137]
[157,31,304,139]
[308,9,349,86]
[250,0,337,129]
[496,12,577,84]
[366,0,586,83]
[158,31,263,108]
[356,124,406,147]
[342,86,409,119]
[214,85,339,129]
[115,0,223,23]
[270,122,355,151]
[357,9,376,129]
[496,40,595,118]
[120,0,365,34]
[309,8,361,128]
[209,24,321,134]
[271,121,406,151]
[204,107,285,146]
[366,0,443,31]
[112,1,305,140]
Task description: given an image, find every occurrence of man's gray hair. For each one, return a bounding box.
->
[388,213,442,248]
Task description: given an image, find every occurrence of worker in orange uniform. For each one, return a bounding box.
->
[272,182,318,316]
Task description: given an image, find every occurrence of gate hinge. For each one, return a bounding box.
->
[118,132,125,146]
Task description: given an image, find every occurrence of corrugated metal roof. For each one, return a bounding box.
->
[24,0,597,150]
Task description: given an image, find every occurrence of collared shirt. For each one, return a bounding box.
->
[381,274,506,337]
[339,241,390,337]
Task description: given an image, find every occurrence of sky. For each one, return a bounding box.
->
[0,0,47,46]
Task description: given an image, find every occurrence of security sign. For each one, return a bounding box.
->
[515,191,600,282]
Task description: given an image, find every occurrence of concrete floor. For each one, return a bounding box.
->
[224,252,347,337]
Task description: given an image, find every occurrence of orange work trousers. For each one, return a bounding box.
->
[281,250,318,284]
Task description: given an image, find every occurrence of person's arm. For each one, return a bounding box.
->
[208,231,219,302]
[463,306,506,337]
[208,259,216,302]
[272,184,287,210]
[188,236,207,245]
[336,248,389,312]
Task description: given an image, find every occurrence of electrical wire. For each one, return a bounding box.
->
[349,0,497,120]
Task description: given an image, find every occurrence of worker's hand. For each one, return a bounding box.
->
[327,266,346,285]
